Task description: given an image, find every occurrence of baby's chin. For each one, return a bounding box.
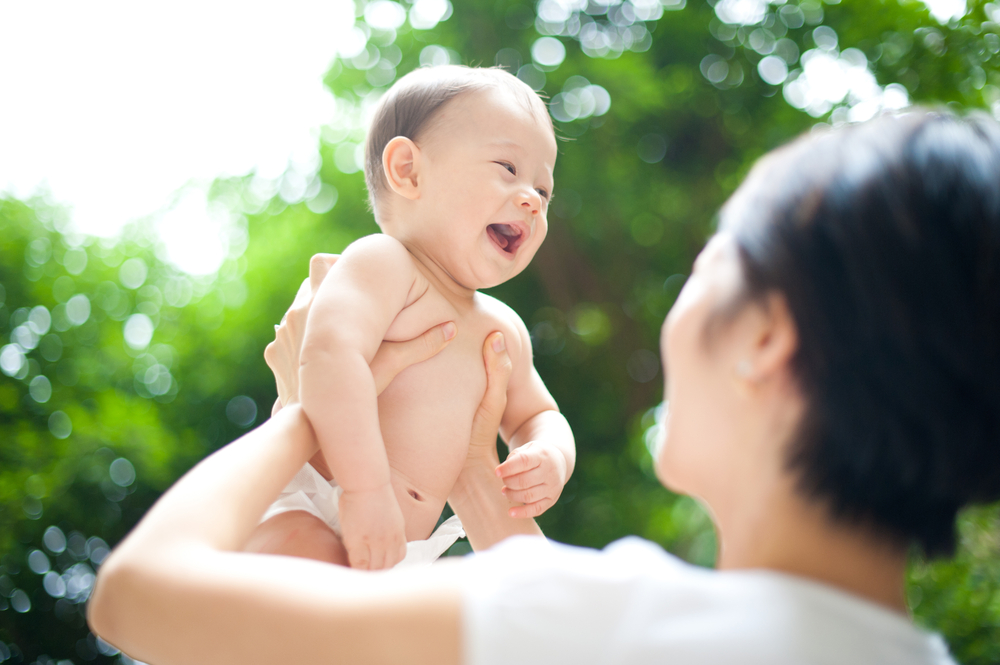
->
[459,265,527,291]
[454,248,536,289]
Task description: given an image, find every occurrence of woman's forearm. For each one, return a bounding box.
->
[88,407,464,665]
[88,407,317,654]
[113,407,318,554]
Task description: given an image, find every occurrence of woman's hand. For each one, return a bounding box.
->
[264,253,457,415]
[448,332,543,551]
[465,332,513,468]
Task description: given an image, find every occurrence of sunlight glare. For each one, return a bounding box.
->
[922,0,967,23]
[0,0,353,274]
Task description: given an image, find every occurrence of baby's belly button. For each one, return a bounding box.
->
[398,494,447,541]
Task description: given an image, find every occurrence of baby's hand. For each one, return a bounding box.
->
[337,484,407,570]
[495,440,569,519]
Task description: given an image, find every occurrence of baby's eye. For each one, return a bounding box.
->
[495,161,516,175]
[536,188,550,200]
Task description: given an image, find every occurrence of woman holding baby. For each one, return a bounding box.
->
[87,92,998,663]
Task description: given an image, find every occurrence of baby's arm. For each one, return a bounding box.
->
[299,235,421,569]
[494,307,576,519]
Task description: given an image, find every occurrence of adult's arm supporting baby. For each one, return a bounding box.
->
[88,407,464,665]
[451,333,546,549]
[87,337,532,665]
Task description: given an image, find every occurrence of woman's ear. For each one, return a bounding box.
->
[738,293,799,387]
[382,137,421,200]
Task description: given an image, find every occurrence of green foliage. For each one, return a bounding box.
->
[2,0,1000,662]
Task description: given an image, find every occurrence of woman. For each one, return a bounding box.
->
[87,109,999,664]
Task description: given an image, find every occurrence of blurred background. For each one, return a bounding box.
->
[2,0,999,662]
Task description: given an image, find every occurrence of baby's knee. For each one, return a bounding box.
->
[246,511,348,566]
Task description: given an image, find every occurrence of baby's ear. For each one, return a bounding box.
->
[382,137,421,200]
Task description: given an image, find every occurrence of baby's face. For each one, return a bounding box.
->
[403,87,557,290]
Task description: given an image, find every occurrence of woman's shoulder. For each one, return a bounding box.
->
[459,536,955,665]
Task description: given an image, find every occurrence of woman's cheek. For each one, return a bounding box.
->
[653,402,674,485]
[655,407,691,491]
[656,296,710,492]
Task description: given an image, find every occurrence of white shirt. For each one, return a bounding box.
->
[461,536,955,665]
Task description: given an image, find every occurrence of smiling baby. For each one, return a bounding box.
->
[258,66,576,570]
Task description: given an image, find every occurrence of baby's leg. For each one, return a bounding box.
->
[245,511,349,566]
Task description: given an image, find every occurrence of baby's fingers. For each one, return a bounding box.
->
[508,497,555,520]
[501,483,554,507]
[499,466,548,491]
[495,451,539,479]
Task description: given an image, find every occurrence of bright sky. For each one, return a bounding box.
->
[0,0,353,273]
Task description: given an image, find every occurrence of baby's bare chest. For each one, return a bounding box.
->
[376,287,517,498]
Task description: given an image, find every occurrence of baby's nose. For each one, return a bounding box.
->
[519,192,540,215]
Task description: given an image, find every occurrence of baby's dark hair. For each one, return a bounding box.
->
[720,110,1000,556]
[364,65,551,220]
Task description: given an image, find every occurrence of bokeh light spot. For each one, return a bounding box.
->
[44,525,67,554]
[0,344,25,377]
[306,184,338,214]
[516,64,546,91]
[409,0,452,30]
[531,37,567,68]
[63,247,88,275]
[124,313,155,350]
[28,549,50,575]
[419,44,448,67]
[226,395,258,428]
[119,258,148,290]
[923,0,966,22]
[627,349,660,383]
[364,1,406,30]
[65,294,91,326]
[48,410,72,439]
[29,375,52,403]
[637,134,668,164]
[29,305,51,335]
[43,570,66,598]
[110,458,136,487]
[758,55,789,85]
[10,589,30,613]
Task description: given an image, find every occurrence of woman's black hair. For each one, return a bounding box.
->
[720,110,1000,556]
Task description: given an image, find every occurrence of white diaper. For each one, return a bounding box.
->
[262,462,466,569]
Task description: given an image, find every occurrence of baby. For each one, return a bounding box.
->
[256,66,575,570]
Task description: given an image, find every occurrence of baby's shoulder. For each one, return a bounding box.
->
[472,293,530,358]
[473,293,526,327]
[333,234,426,303]
[342,233,414,267]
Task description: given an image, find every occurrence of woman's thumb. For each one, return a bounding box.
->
[474,332,512,431]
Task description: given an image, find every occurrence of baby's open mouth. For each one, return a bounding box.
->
[487,223,524,256]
